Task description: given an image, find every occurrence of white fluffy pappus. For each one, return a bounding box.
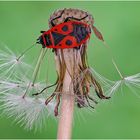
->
[91,68,140,97]
[0,45,31,79]
[0,94,55,131]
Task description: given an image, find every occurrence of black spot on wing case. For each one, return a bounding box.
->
[51,22,90,47]
[70,23,90,44]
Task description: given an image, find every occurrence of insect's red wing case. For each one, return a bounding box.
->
[42,21,91,49]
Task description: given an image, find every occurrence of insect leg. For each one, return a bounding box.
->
[54,93,61,116]
[50,9,65,27]
[64,14,88,22]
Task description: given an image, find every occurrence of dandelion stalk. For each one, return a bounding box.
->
[57,69,74,139]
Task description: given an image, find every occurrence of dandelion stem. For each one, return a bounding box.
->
[57,69,74,139]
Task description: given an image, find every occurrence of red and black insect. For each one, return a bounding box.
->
[37,10,91,49]
[37,21,91,49]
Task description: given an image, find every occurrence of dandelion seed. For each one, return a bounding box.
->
[96,71,140,98]
[124,73,140,98]
[0,45,32,79]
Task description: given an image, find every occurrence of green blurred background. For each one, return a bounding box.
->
[0,1,140,139]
